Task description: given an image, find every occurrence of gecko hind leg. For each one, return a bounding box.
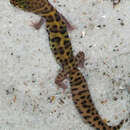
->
[55,51,85,91]
[55,70,68,92]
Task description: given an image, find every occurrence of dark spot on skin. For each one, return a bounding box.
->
[53,48,58,55]
[82,104,87,108]
[50,37,61,43]
[91,108,96,113]
[60,26,64,30]
[50,25,58,33]
[41,8,50,14]
[93,116,99,121]
[70,76,73,80]
[70,81,73,84]
[78,90,89,95]
[92,124,95,127]
[59,47,64,55]
[78,110,83,114]
[82,104,91,108]
[96,111,98,114]
[87,95,90,99]
[74,77,81,82]
[46,25,50,28]
[46,15,54,22]
[64,40,71,49]
[103,127,106,130]
[113,127,116,130]
[60,28,66,34]
[54,12,61,21]
[71,80,82,86]
[81,100,86,105]
[86,109,90,113]
[77,107,83,114]
[82,85,86,88]
[91,107,95,111]
[60,59,63,63]
[74,101,77,104]
[76,98,79,101]
[64,34,69,38]
[71,88,78,91]
[61,21,65,25]
[53,48,56,51]
[109,126,112,128]
[69,57,74,63]
[70,70,76,75]
[88,121,92,124]
[50,6,54,12]
[44,7,49,11]
[109,126,112,129]
[89,99,92,102]
[56,56,60,60]
[84,116,90,119]
[47,29,50,34]
[53,25,58,29]
[77,72,81,76]
[92,112,95,115]
[52,44,55,47]
[64,59,68,64]
[66,51,70,56]
[54,52,57,55]
[100,122,104,126]
[59,25,67,34]
[72,94,75,97]
[98,121,102,125]
[80,96,85,99]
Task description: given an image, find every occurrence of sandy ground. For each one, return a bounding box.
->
[0,0,129,130]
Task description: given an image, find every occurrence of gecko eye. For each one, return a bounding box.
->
[10,0,20,6]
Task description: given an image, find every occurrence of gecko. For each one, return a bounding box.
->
[9,0,127,129]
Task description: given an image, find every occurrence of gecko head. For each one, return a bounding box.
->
[10,0,31,11]
[10,0,48,12]
[10,0,48,11]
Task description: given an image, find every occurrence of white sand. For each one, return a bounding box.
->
[0,0,129,130]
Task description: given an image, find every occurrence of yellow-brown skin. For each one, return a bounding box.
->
[10,0,126,129]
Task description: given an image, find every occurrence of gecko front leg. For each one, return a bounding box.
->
[31,13,74,31]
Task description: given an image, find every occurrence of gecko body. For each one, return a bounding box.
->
[9,0,127,129]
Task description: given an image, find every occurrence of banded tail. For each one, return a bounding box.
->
[69,68,126,130]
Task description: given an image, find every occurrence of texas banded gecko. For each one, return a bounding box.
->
[9,0,127,129]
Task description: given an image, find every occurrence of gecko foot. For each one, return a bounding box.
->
[55,70,68,92]
[31,17,45,30]
[75,51,85,68]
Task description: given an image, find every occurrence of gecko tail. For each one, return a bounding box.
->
[69,67,127,130]
[110,119,128,130]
